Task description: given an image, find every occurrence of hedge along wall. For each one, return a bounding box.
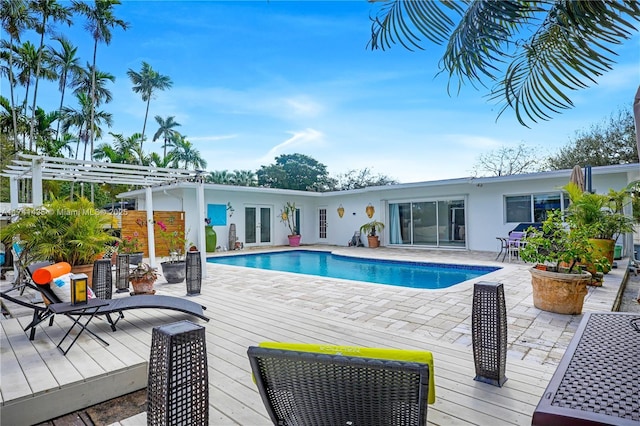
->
[120,211,185,257]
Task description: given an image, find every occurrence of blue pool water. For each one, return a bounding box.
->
[208,250,500,289]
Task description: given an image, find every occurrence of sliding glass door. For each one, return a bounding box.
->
[388,199,465,248]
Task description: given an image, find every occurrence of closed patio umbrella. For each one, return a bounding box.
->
[569,165,585,191]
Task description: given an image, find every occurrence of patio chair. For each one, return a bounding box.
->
[247,342,434,426]
[0,262,210,341]
[507,231,526,262]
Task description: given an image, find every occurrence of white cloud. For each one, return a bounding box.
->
[259,129,325,162]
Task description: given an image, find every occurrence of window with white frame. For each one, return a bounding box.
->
[505,192,568,223]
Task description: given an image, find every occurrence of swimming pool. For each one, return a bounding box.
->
[207,250,500,289]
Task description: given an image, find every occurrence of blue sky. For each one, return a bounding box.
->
[9,1,640,183]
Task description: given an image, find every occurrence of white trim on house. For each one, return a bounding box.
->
[118,163,639,254]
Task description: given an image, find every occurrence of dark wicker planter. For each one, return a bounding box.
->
[162,261,186,284]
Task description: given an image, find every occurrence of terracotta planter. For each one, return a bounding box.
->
[367,236,380,248]
[130,278,155,295]
[71,263,94,288]
[288,235,301,247]
[529,267,591,315]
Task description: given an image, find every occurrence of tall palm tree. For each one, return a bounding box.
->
[72,63,114,106]
[169,135,207,170]
[0,0,35,149]
[127,61,173,150]
[60,92,112,159]
[48,35,81,140]
[71,0,128,160]
[27,0,72,149]
[38,131,76,157]
[148,151,176,168]
[368,1,640,132]
[152,115,181,161]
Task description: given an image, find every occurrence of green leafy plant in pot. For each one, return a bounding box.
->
[359,220,385,248]
[280,202,301,246]
[564,183,634,274]
[0,197,115,285]
[520,210,606,315]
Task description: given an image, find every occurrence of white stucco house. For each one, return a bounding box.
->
[120,163,639,255]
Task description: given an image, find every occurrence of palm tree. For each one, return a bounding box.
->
[169,135,207,170]
[72,63,114,106]
[233,169,258,187]
[71,0,128,160]
[207,170,235,185]
[94,132,142,164]
[368,1,640,132]
[148,151,176,168]
[48,35,81,140]
[38,131,76,157]
[127,61,173,150]
[1,0,35,149]
[27,0,72,149]
[152,115,181,161]
[60,92,112,159]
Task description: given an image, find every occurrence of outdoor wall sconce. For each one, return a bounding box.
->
[366,204,375,218]
[337,204,345,218]
[70,273,88,305]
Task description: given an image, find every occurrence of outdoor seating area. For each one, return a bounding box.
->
[0,246,634,425]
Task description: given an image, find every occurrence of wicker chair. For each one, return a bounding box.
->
[247,343,434,426]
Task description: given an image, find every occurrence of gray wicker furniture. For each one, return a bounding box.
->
[472,281,507,387]
[115,253,130,293]
[148,321,208,425]
[247,345,432,426]
[92,259,113,300]
[532,312,640,425]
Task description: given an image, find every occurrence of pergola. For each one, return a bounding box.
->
[2,153,208,274]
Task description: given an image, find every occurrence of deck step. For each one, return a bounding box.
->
[0,316,147,426]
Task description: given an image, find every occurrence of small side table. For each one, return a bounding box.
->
[49,299,110,355]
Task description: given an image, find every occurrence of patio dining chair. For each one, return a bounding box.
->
[247,342,435,426]
[507,231,526,262]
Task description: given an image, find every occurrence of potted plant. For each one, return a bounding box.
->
[156,220,188,283]
[520,210,606,314]
[564,183,634,273]
[129,262,158,294]
[280,202,301,246]
[119,232,144,265]
[360,220,385,248]
[0,197,115,285]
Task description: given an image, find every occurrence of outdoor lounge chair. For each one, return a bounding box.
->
[247,342,434,426]
[0,262,209,341]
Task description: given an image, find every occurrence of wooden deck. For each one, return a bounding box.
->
[1,277,557,425]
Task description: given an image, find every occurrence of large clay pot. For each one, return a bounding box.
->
[585,238,615,274]
[367,236,380,248]
[71,263,94,288]
[161,261,186,284]
[288,235,301,247]
[529,267,591,315]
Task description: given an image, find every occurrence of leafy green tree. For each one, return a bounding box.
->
[257,153,335,191]
[48,35,81,139]
[27,0,72,148]
[547,109,638,170]
[127,61,172,150]
[152,115,180,161]
[368,1,640,129]
[334,168,397,190]
[472,143,545,177]
[169,135,207,170]
[71,0,128,159]
[1,0,35,148]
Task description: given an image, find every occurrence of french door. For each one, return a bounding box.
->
[245,206,271,245]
